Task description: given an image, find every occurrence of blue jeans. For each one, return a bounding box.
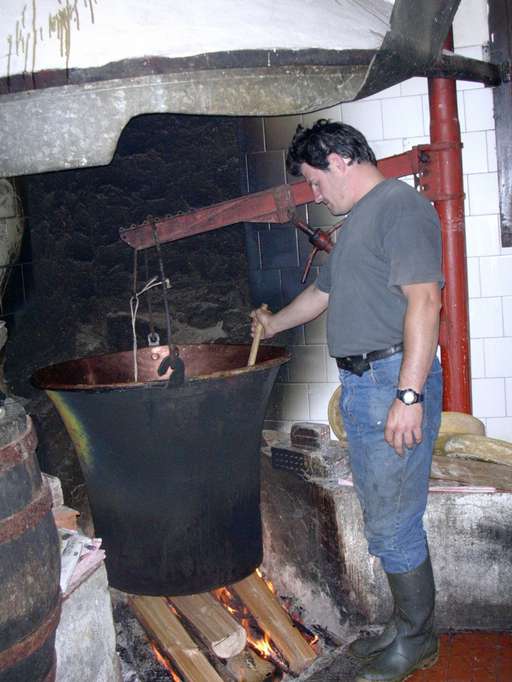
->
[339,353,442,574]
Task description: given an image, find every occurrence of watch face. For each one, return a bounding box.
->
[402,389,416,405]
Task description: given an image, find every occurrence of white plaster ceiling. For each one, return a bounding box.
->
[2,0,393,79]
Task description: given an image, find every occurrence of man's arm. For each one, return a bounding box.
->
[251,284,329,339]
[384,281,442,455]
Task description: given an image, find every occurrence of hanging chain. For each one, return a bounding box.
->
[151,223,185,384]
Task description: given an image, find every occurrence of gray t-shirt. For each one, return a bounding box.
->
[316,178,443,357]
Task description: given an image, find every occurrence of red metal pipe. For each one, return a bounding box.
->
[428,31,472,413]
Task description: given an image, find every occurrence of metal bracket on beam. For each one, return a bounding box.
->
[378,143,464,202]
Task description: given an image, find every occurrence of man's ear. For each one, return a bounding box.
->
[327,153,350,173]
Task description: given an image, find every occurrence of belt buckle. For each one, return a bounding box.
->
[351,356,370,376]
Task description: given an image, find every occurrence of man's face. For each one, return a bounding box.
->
[301,154,352,216]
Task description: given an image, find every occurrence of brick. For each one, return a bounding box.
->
[291,422,330,449]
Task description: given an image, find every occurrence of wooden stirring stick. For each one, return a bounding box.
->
[247,303,269,366]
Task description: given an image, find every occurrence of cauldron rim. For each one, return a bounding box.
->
[32,342,290,391]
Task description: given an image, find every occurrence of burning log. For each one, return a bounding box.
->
[129,595,223,682]
[231,572,317,675]
[225,648,274,681]
[170,593,247,659]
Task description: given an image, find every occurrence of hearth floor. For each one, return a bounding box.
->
[304,632,512,681]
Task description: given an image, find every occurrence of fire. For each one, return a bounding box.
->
[212,587,238,616]
[213,584,287,668]
[256,567,276,594]
[251,630,274,659]
[149,642,182,681]
[309,634,320,650]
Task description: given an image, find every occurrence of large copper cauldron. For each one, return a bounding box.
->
[33,344,289,595]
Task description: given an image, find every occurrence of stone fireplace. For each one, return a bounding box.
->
[1,1,511,680]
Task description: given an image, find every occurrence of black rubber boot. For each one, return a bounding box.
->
[348,618,398,661]
[355,556,439,682]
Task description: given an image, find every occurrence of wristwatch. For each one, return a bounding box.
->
[396,388,424,405]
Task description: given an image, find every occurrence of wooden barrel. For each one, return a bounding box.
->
[0,417,61,682]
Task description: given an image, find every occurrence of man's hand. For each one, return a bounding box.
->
[250,305,275,340]
[384,400,423,456]
[249,284,329,341]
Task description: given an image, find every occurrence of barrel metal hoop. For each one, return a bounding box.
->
[0,596,62,672]
[0,417,38,473]
[0,484,52,545]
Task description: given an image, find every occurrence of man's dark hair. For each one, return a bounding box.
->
[286,119,377,176]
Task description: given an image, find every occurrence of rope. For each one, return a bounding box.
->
[130,275,163,382]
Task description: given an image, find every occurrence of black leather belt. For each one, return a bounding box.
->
[336,343,403,376]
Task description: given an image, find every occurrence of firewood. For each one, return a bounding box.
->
[231,572,317,675]
[225,648,274,681]
[130,595,223,682]
[441,434,512,466]
[52,505,80,530]
[170,592,246,659]
[431,454,512,489]
[42,472,64,507]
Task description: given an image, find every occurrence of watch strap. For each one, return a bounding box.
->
[396,388,424,405]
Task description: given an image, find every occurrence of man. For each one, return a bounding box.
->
[251,120,443,682]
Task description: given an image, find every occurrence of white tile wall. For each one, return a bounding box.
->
[264,115,302,152]
[463,89,495,132]
[467,172,499,216]
[326,351,339,382]
[341,100,383,141]
[308,382,339,420]
[381,96,425,139]
[470,338,485,378]
[472,378,506,418]
[365,84,401,100]
[287,346,327,383]
[456,90,467,132]
[480,255,512,297]
[269,383,310,421]
[461,131,489,174]
[484,338,512,377]
[302,104,342,127]
[304,312,327,344]
[370,138,404,159]
[486,131,497,172]
[506,378,512,415]
[503,297,512,337]
[486,418,512,440]
[466,258,481,298]
[453,0,489,47]
[307,201,340,227]
[421,95,430,137]
[400,77,428,97]
[469,297,503,338]
[465,214,501,257]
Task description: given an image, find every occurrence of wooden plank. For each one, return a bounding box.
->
[431,455,512,490]
[225,648,274,681]
[231,572,317,675]
[130,595,223,682]
[170,592,246,659]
